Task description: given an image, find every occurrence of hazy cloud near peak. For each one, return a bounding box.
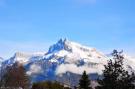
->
[55,63,104,75]
[27,64,43,76]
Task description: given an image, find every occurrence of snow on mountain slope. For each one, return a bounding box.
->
[3,52,45,65]
[122,55,135,72]
[41,38,109,75]
[45,38,108,63]
[2,38,135,83]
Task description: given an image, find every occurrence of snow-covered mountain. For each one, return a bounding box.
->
[43,38,108,75]
[3,52,45,65]
[1,38,135,84]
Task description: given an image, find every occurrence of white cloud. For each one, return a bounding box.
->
[56,63,104,75]
[27,64,43,75]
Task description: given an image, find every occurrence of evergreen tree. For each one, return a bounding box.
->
[79,71,92,89]
[96,50,135,89]
[2,62,30,89]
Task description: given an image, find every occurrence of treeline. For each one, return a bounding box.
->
[0,50,135,89]
[32,81,71,89]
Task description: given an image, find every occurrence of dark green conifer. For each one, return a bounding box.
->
[79,71,92,89]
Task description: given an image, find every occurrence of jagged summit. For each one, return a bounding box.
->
[48,38,70,53]
[46,38,107,64]
[48,38,96,54]
[36,38,109,77]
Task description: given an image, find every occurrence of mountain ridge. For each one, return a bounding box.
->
[0,39,135,84]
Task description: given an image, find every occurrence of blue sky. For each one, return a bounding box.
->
[0,0,135,58]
